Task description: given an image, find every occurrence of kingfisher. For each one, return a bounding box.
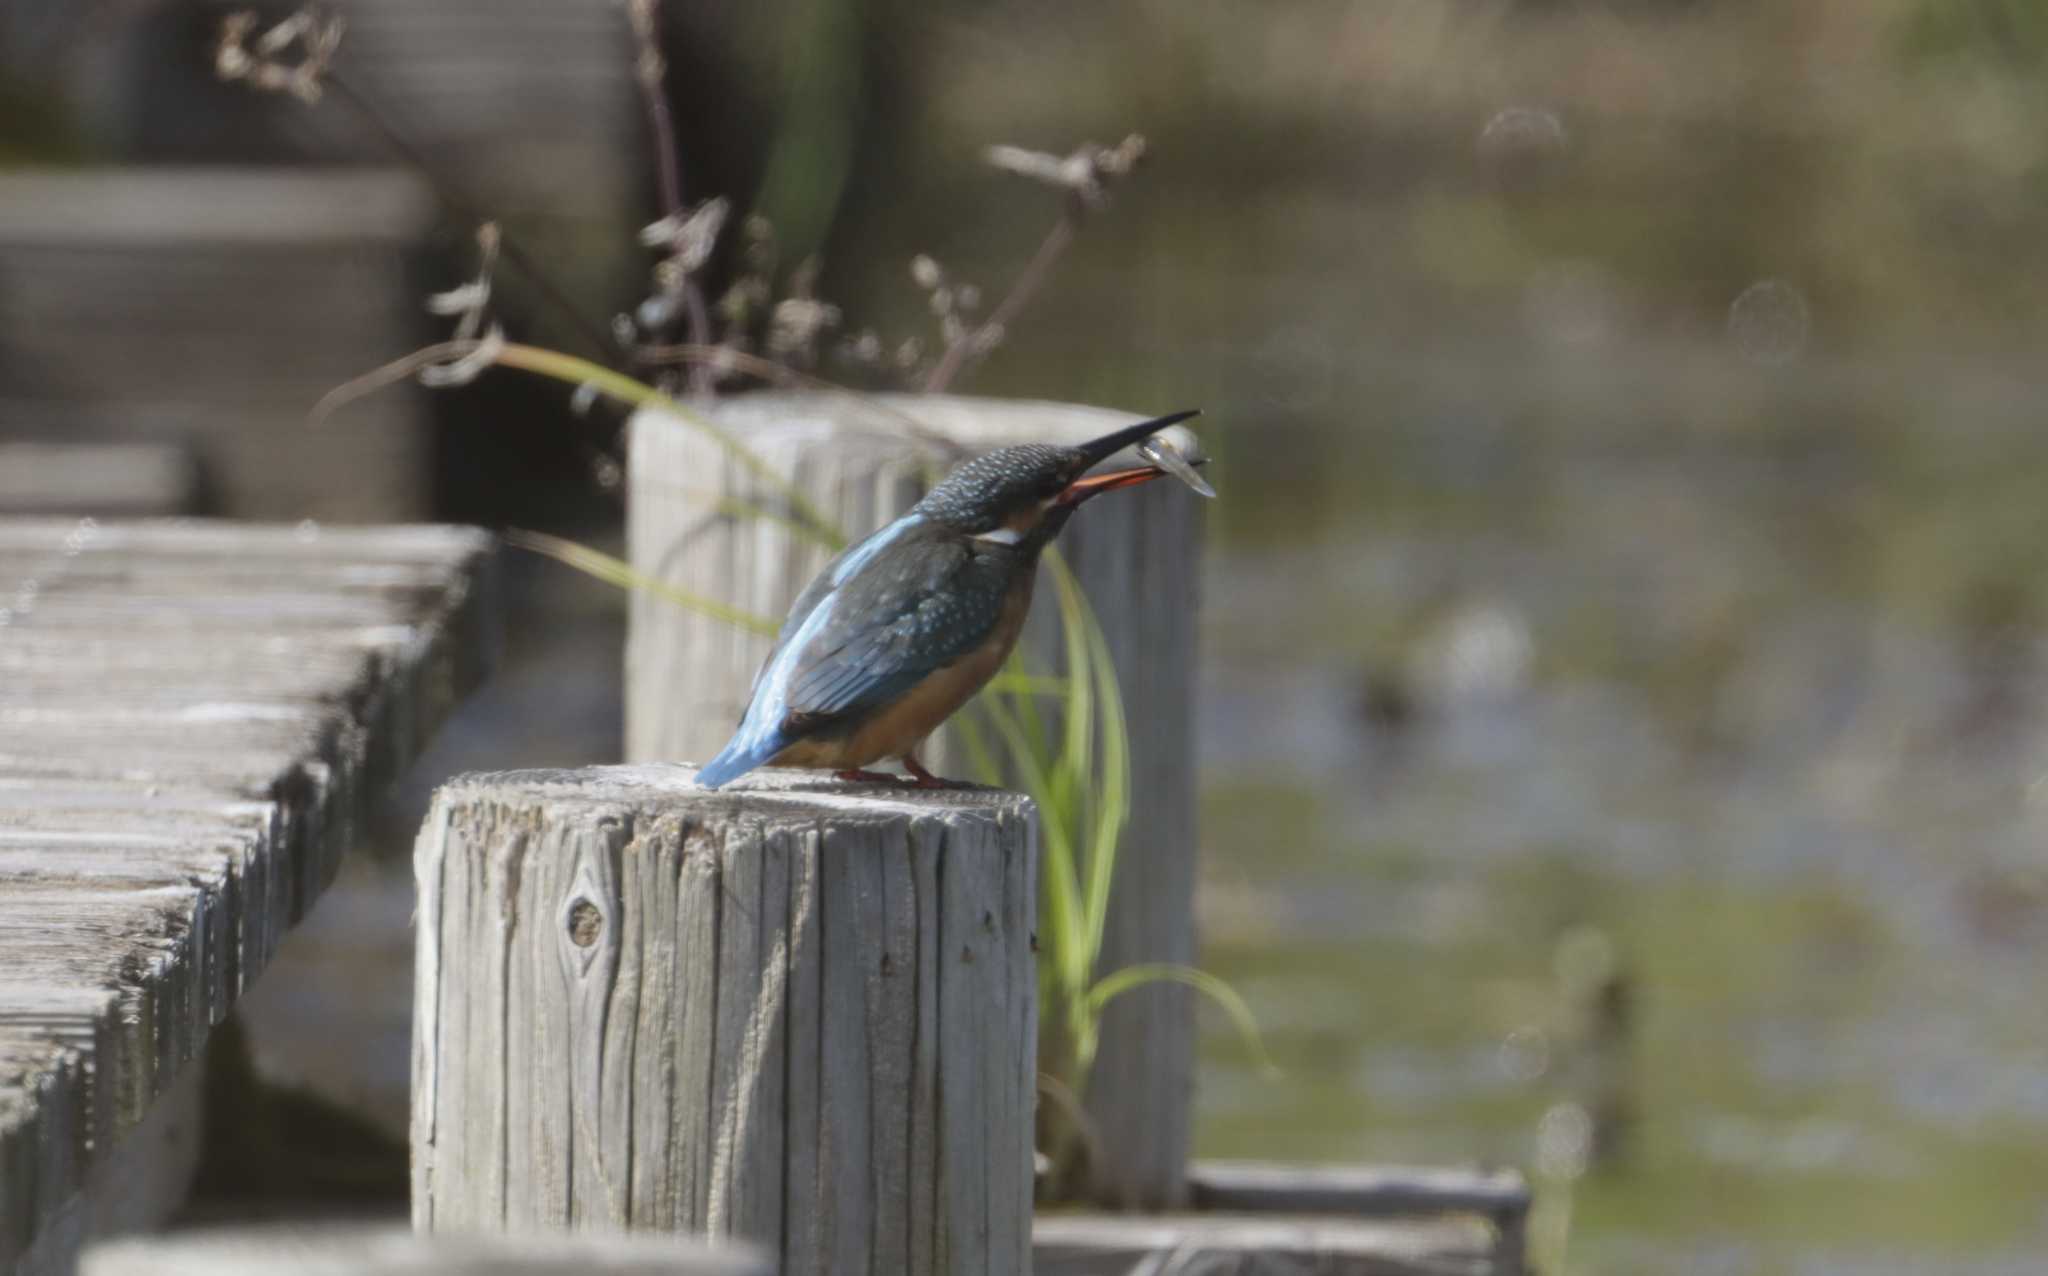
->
[695,410,1207,789]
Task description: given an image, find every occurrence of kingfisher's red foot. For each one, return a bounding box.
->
[901,754,973,790]
[834,768,900,784]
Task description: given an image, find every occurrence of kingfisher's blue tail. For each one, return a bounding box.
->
[694,728,788,789]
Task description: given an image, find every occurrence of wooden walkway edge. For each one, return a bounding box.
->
[0,519,500,1275]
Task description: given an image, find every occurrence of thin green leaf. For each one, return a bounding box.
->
[493,343,847,550]
[635,475,848,545]
[1082,607,1129,962]
[1087,963,1281,1080]
[950,705,1007,789]
[1046,555,1130,966]
[981,670,1073,698]
[505,529,779,635]
[1011,652,1055,770]
[976,684,1091,997]
[1050,552,1095,792]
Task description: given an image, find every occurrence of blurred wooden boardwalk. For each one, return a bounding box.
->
[0,171,436,523]
[0,518,498,1274]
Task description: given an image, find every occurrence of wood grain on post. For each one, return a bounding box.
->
[411,764,1038,1276]
[627,393,1201,1209]
[81,1226,768,1276]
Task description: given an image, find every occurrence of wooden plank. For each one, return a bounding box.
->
[330,0,642,213]
[79,1225,769,1275]
[626,393,1202,1208]
[0,171,436,521]
[0,443,199,519]
[1188,1161,1531,1276]
[0,519,499,1275]
[1188,1160,1530,1220]
[412,765,1037,1276]
[1032,1212,1499,1276]
[0,172,433,243]
[10,1066,203,1276]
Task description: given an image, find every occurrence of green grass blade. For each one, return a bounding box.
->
[505,529,780,635]
[1053,557,1130,965]
[981,671,1073,698]
[1049,552,1096,789]
[493,343,847,550]
[635,475,852,545]
[975,681,1091,998]
[951,704,1007,788]
[1087,963,1281,1079]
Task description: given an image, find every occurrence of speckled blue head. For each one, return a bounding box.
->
[912,410,1200,544]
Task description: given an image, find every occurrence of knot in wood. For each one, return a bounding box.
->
[566,896,603,947]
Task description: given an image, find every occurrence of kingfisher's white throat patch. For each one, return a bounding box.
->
[973,526,1025,545]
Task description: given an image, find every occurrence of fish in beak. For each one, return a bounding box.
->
[1058,409,1212,505]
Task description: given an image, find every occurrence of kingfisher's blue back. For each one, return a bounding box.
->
[694,511,1013,787]
[692,409,1203,789]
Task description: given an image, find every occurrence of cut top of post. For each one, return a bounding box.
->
[436,763,1037,824]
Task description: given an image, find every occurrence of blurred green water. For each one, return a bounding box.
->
[1163,386,2048,1275]
[801,5,2048,1267]
[725,2,2048,1264]
[19,3,2048,1263]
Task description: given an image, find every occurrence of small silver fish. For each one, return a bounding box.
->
[1137,423,1216,498]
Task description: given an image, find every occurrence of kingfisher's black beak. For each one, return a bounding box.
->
[1059,409,1202,505]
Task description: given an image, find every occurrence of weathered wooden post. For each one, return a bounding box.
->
[82,1226,768,1275]
[626,392,1201,1208]
[411,765,1037,1276]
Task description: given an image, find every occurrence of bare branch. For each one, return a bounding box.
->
[923,216,1070,393]
[924,134,1147,393]
[214,8,343,104]
[984,134,1147,209]
[625,0,716,393]
[635,342,956,446]
[309,340,487,426]
[215,9,623,363]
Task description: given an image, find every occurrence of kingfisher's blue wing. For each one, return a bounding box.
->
[697,518,1010,787]
[779,529,1007,726]
[738,526,870,705]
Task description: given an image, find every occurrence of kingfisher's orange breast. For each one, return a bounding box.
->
[769,569,1036,770]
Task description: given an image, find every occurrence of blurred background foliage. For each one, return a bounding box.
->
[770,4,2048,1271]
[7,0,2048,1270]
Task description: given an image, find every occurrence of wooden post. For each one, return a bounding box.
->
[411,764,1037,1276]
[81,1226,768,1275]
[626,393,1201,1209]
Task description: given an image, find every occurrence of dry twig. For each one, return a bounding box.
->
[626,0,716,393]
[214,7,621,362]
[924,134,1147,393]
